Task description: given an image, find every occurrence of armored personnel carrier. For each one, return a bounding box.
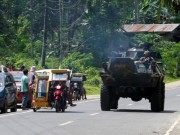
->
[100,47,165,112]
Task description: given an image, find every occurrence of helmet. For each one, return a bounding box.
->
[144,51,150,55]
[74,83,78,88]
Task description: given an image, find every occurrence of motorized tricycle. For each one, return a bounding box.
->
[70,73,87,100]
[32,69,72,112]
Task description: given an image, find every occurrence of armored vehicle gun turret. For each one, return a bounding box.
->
[100,46,165,112]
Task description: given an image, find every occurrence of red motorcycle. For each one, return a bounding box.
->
[54,84,67,112]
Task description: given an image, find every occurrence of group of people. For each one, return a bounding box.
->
[21,66,36,110]
[136,43,155,66]
[112,43,156,73]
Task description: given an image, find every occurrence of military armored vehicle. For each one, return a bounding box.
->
[100,47,165,112]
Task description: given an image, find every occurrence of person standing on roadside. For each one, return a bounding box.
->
[20,64,25,71]
[21,69,29,110]
[29,66,37,89]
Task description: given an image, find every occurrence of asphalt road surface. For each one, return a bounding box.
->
[0,82,180,135]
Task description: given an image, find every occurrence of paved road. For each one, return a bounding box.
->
[0,81,180,135]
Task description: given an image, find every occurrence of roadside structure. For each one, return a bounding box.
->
[122,24,180,42]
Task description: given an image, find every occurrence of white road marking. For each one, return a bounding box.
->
[59,121,74,126]
[164,115,180,135]
[128,104,133,106]
[0,110,32,118]
[90,113,99,116]
[176,95,180,97]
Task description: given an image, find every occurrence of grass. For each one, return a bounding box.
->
[164,75,180,83]
[84,84,100,95]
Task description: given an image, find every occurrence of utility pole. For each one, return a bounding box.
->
[134,0,139,23]
[41,0,48,67]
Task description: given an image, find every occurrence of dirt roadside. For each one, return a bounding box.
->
[165,80,180,90]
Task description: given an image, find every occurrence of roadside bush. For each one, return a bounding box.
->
[155,41,180,77]
[61,52,94,72]
[84,67,101,86]
[61,52,101,87]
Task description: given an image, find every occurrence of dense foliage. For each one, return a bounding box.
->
[0,0,180,91]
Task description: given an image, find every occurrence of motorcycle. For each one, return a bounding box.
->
[54,84,67,112]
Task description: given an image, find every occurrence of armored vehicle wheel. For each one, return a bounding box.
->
[151,82,163,112]
[110,97,118,109]
[100,85,110,111]
[160,82,165,111]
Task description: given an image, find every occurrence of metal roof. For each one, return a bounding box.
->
[123,24,180,33]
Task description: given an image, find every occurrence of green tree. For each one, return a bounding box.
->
[156,41,180,76]
[80,0,134,66]
[137,0,180,23]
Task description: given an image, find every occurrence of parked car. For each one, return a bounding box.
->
[0,71,17,113]
[10,71,33,108]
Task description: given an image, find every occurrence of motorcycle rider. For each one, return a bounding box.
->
[66,81,77,106]
[49,81,76,107]
[73,82,81,100]
[54,83,67,109]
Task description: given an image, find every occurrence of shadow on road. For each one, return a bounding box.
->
[33,110,85,114]
[113,109,177,113]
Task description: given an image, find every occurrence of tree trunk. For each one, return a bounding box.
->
[41,0,48,67]
[134,0,139,23]
[68,25,76,51]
